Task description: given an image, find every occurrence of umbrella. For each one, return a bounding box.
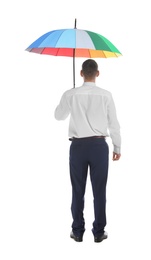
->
[26,19,122,87]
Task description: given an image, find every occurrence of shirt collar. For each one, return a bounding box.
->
[82,82,96,87]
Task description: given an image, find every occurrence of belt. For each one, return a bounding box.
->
[69,136,106,141]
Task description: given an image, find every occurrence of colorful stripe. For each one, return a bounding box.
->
[27,47,121,58]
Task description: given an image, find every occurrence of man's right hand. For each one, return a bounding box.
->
[112,152,121,161]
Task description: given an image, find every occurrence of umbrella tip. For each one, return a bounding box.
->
[74,18,77,29]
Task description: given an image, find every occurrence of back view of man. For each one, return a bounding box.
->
[54,59,121,243]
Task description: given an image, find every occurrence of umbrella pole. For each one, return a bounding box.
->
[73,18,77,88]
[73,50,75,88]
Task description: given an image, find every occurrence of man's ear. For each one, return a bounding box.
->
[80,70,84,77]
[96,70,100,77]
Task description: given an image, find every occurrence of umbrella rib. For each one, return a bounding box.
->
[41,48,45,54]
[88,49,91,58]
[103,51,107,58]
[56,48,60,56]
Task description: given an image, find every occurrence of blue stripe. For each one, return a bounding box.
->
[27,29,66,48]
[55,29,76,48]
[27,29,76,48]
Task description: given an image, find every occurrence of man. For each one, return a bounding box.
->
[54,59,121,243]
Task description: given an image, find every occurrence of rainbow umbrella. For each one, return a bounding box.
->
[26,19,122,87]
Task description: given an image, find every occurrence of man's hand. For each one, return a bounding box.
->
[112,152,121,161]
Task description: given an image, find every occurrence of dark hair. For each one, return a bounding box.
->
[82,59,98,78]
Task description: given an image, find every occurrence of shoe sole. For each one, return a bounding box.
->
[94,235,108,243]
[70,234,83,242]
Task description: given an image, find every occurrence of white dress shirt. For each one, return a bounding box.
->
[54,82,121,154]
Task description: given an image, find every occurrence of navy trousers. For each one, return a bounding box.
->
[69,137,109,237]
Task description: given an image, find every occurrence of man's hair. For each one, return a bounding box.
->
[82,59,98,78]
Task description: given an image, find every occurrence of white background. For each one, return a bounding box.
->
[0,0,151,259]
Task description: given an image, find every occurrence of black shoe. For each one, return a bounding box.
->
[70,231,83,242]
[94,232,108,243]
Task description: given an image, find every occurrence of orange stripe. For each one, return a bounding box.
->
[75,49,90,57]
[89,50,106,58]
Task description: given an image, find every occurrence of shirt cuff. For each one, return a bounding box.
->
[113,145,121,154]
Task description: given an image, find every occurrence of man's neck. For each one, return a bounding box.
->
[84,78,96,83]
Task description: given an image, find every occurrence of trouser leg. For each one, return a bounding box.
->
[69,142,88,237]
[89,140,109,237]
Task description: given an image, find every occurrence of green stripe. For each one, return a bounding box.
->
[86,30,121,54]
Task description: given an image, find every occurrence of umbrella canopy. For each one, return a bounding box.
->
[26,19,122,87]
[26,29,121,58]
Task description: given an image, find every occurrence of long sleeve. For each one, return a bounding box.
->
[54,92,70,120]
[107,95,121,154]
